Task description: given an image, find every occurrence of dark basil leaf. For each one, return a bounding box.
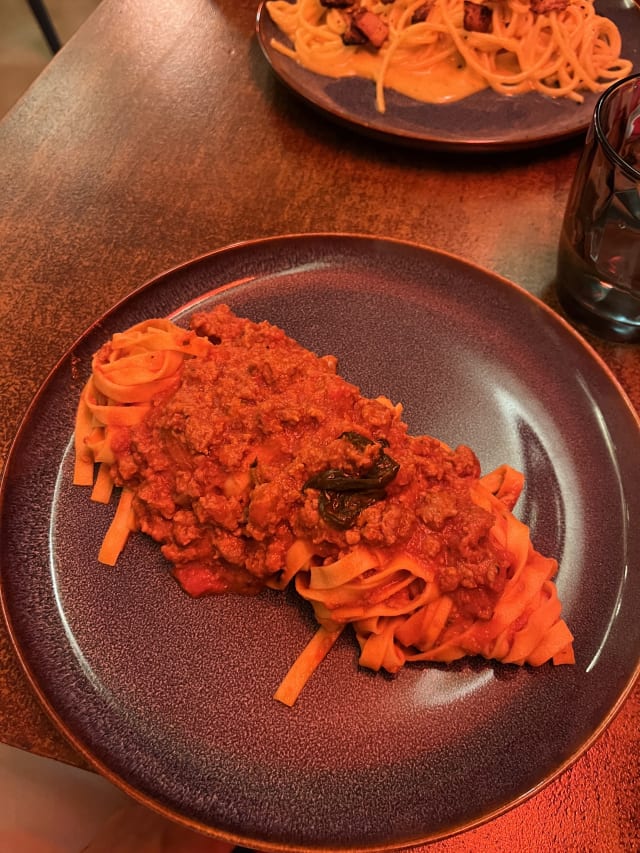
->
[339,430,390,450]
[304,468,357,491]
[374,451,400,487]
[338,431,374,450]
[303,432,400,529]
[318,489,385,530]
[304,467,392,491]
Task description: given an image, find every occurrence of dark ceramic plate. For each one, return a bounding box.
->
[256,0,640,152]
[2,235,640,851]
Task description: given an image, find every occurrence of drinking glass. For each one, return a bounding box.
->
[556,74,640,341]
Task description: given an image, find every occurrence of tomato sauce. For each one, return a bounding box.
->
[109,305,508,623]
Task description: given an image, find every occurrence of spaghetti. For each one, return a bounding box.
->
[74,306,574,706]
[265,0,632,113]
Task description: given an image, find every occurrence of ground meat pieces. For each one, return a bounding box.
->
[456,587,494,621]
[454,503,495,559]
[356,501,415,546]
[450,444,481,478]
[352,10,389,47]
[342,16,369,45]
[110,305,509,614]
[463,1,493,32]
[195,492,243,532]
[411,2,433,23]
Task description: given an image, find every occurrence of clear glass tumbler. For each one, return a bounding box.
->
[556,74,640,342]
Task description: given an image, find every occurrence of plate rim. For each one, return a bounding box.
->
[1,232,640,851]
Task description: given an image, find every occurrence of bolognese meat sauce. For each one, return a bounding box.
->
[108,305,510,625]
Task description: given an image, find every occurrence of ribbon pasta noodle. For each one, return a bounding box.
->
[73,308,574,707]
[73,318,213,564]
[265,0,632,113]
[274,464,574,706]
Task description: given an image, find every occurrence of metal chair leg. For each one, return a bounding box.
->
[26,0,62,54]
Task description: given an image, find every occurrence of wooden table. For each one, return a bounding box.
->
[0,1,637,849]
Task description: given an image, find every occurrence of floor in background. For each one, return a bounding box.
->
[0,743,237,852]
[0,0,101,118]
[0,742,129,852]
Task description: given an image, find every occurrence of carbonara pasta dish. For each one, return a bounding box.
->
[74,306,574,706]
[265,0,632,112]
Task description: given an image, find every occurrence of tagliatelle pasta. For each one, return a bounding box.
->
[273,464,574,705]
[74,306,574,706]
[265,0,632,113]
[73,318,214,562]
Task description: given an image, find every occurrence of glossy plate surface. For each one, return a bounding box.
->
[256,1,640,152]
[2,235,640,851]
